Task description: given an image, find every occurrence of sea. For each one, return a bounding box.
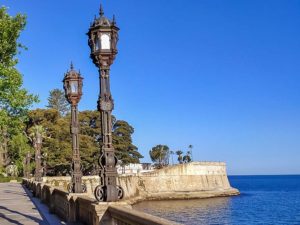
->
[133,175,300,225]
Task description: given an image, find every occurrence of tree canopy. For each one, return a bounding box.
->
[0,7,38,169]
[46,88,69,116]
[26,109,143,175]
[176,150,183,164]
[113,120,143,165]
[149,145,169,168]
[0,7,38,135]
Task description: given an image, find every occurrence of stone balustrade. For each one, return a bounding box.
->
[105,205,182,225]
[22,179,182,225]
[22,162,239,224]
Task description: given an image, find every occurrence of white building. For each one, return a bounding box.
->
[117,163,153,175]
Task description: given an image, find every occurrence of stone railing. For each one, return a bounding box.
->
[22,179,182,225]
[105,206,182,225]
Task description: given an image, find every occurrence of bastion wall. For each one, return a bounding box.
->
[43,162,239,202]
[24,162,239,224]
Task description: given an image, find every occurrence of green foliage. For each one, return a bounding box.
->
[183,154,191,163]
[26,109,142,175]
[176,150,183,164]
[27,109,72,174]
[188,145,193,161]
[113,120,143,165]
[0,7,38,174]
[46,89,69,116]
[0,173,22,183]
[78,110,100,172]
[9,133,32,174]
[0,7,38,137]
[149,145,169,168]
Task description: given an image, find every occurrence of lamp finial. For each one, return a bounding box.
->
[99,4,104,17]
[112,15,116,25]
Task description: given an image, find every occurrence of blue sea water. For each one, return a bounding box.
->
[133,175,300,225]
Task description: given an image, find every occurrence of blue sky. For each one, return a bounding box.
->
[2,0,300,175]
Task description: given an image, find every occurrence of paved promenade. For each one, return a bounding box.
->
[0,182,62,225]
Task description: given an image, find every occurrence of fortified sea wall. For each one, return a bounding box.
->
[23,162,238,225]
[44,162,239,203]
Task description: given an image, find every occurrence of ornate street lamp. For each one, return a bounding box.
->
[63,63,85,193]
[34,132,43,182]
[87,4,123,202]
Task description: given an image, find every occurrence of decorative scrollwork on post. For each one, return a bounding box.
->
[88,4,124,202]
[94,185,106,202]
[117,186,124,200]
[63,63,85,193]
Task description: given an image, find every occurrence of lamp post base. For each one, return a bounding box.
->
[67,182,87,194]
[94,185,123,202]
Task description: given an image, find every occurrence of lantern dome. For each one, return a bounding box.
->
[64,62,81,79]
[93,16,112,27]
[91,4,115,28]
[63,62,83,105]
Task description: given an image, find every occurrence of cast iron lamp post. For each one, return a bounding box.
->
[87,4,123,202]
[63,63,85,193]
[34,132,43,182]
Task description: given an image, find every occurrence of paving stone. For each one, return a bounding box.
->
[0,183,62,225]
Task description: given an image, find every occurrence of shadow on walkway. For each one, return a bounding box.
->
[0,211,23,225]
[0,205,46,224]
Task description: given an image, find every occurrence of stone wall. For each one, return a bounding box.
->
[118,162,238,202]
[23,179,182,225]
[43,162,239,203]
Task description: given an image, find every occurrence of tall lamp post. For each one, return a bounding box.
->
[87,4,123,202]
[34,132,43,182]
[63,63,84,193]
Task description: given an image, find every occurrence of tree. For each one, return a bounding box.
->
[46,89,69,116]
[183,151,192,163]
[28,125,47,144]
[26,109,73,175]
[0,7,38,132]
[113,120,143,165]
[26,109,142,175]
[188,144,193,161]
[176,150,183,164]
[0,7,38,169]
[0,127,9,168]
[8,133,32,175]
[149,145,169,168]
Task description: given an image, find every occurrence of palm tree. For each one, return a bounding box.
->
[183,151,192,163]
[149,145,169,168]
[29,125,46,145]
[29,125,47,177]
[188,145,193,162]
[176,150,183,164]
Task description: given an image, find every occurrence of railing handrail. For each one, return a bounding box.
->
[107,205,183,225]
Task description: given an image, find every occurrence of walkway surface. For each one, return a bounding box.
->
[0,182,62,225]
